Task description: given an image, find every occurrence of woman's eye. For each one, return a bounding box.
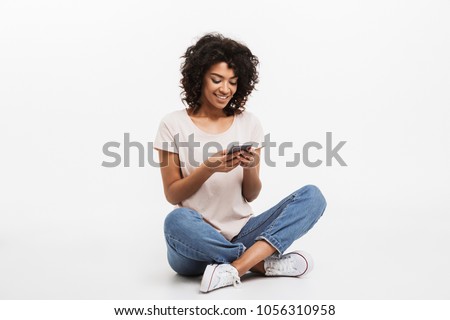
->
[212,79,221,84]
[229,82,237,86]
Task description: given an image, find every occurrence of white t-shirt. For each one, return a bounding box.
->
[153,108,265,240]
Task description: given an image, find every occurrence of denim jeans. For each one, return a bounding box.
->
[163,185,327,276]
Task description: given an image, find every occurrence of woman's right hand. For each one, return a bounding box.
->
[203,149,241,173]
[158,148,242,205]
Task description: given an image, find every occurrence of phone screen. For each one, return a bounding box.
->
[227,144,253,155]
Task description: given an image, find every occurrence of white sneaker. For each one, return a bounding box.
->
[200,264,241,293]
[264,251,313,277]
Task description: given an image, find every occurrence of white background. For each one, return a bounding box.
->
[1,0,449,299]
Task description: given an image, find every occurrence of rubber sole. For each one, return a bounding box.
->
[200,264,219,293]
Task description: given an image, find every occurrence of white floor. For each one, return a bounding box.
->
[2,199,449,300]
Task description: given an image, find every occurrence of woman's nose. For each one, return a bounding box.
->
[219,83,230,94]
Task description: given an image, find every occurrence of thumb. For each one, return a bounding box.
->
[213,149,227,157]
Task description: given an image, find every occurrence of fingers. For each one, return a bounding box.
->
[238,147,258,168]
[206,152,240,172]
[224,153,242,169]
[225,151,240,161]
[207,148,257,172]
[213,149,228,157]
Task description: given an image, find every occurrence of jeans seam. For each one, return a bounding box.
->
[249,194,294,246]
[166,233,209,260]
[166,233,244,264]
[234,194,295,240]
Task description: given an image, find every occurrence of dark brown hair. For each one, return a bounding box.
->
[180,33,259,116]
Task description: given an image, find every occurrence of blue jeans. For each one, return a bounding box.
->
[163,185,327,276]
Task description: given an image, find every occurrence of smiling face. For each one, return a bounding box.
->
[200,62,238,112]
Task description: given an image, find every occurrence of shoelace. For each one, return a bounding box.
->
[266,255,296,273]
[217,268,241,288]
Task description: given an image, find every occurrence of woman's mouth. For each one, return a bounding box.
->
[215,94,229,101]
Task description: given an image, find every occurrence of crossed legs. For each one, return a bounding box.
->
[164,185,327,279]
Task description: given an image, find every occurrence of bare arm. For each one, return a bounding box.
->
[157,149,241,205]
[240,148,262,202]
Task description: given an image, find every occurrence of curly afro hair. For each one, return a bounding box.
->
[180,33,259,116]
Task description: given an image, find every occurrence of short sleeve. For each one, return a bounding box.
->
[250,114,265,149]
[153,118,179,154]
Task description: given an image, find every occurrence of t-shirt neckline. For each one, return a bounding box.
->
[184,108,237,136]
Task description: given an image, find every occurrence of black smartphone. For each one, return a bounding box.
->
[227,143,254,155]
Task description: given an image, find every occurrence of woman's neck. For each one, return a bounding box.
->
[191,106,228,119]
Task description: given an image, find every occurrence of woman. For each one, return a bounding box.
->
[154,33,326,293]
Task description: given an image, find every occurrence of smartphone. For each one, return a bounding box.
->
[227,143,254,155]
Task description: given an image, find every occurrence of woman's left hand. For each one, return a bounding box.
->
[238,147,259,169]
